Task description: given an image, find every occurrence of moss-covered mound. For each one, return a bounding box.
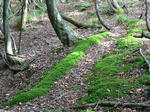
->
[1,32,110,106]
[117,19,147,48]
[79,51,149,103]
[79,19,150,104]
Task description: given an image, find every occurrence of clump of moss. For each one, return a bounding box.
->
[125,19,145,27]
[2,32,110,106]
[79,52,148,103]
[117,19,147,49]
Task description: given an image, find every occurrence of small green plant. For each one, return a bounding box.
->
[80,3,91,11]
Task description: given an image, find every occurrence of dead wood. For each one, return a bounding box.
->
[68,101,150,109]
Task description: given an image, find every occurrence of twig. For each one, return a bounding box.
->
[49,90,74,104]
[94,99,100,110]
[139,48,150,72]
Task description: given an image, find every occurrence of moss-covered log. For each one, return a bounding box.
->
[60,13,101,28]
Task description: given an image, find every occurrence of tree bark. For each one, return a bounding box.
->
[46,0,80,46]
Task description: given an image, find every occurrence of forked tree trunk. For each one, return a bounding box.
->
[46,0,80,46]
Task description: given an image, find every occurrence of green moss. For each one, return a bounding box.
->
[2,32,110,106]
[79,51,147,103]
[117,19,147,48]
[125,19,145,27]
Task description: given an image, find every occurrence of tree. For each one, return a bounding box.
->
[3,0,13,57]
[46,0,80,46]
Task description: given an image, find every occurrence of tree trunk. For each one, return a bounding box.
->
[3,0,13,55]
[46,0,80,46]
[94,0,111,30]
[22,0,28,28]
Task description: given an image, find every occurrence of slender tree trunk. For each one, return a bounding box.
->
[3,0,13,55]
[145,0,150,32]
[22,0,28,28]
[46,0,80,46]
[94,0,111,30]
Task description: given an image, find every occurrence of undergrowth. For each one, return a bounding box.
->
[1,32,110,106]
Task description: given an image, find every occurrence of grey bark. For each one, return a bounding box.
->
[46,0,80,46]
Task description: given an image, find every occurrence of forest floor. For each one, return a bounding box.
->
[1,0,150,112]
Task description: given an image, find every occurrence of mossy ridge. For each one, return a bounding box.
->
[117,19,148,49]
[79,51,149,104]
[2,32,110,106]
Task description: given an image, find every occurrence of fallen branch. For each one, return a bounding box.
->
[139,48,150,72]
[69,101,150,109]
[60,13,101,29]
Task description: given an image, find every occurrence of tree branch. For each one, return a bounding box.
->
[139,48,150,72]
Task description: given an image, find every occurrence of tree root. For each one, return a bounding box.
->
[0,52,38,74]
[68,101,150,109]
